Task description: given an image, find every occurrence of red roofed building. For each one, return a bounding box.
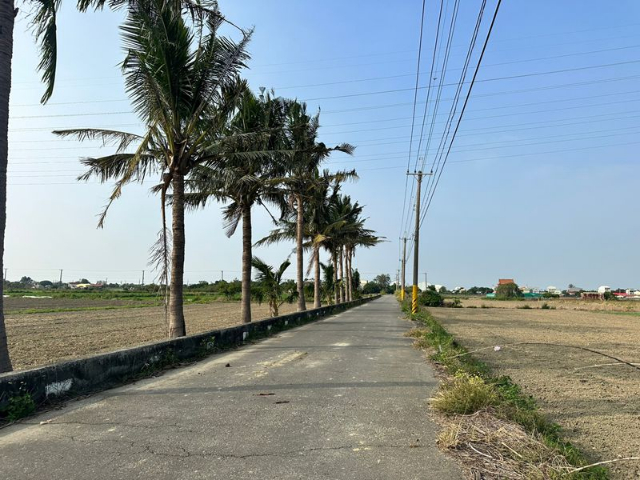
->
[498,279,515,286]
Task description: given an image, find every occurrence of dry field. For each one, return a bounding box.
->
[430,306,640,479]
[6,301,297,371]
[460,296,640,312]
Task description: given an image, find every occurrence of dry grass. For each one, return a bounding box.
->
[430,373,499,415]
[437,411,576,479]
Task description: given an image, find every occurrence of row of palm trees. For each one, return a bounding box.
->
[0,0,380,373]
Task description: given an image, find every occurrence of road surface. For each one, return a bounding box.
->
[0,296,462,479]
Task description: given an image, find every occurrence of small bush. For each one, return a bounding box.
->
[5,393,36,421]
[418,289,444,307]
[540,303,555,310]
[431,373,500,415]
[480,304,491,309]
[517,304,532,309]
[444,298,463,308]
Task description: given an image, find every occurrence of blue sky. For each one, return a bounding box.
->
[7,0,640,290]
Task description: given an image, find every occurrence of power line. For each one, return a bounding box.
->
[400,0,428,251]
[422,0,503,224]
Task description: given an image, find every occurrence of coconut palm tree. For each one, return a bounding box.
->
[251,256,295,317]
[54,0,250,338]
[280,102,354,312]
[183,89,289,324]
[0,0,227,377]
[0,0,59,372]
[255,168,355,309]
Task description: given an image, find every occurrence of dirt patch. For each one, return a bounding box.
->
[6,302,297,371]
[430,307,640,479]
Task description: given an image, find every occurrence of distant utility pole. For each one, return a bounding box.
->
[141,270,145,286]
[407,170,432,314]
[221,270,224,281]
[400,237,407,301]
[59,269,63,285]
[3,268,6,281]
[424,272,428,291]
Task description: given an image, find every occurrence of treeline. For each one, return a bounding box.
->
[0,1,381,372]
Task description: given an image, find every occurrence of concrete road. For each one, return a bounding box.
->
[0,296,462,480]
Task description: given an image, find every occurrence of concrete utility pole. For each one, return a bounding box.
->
[141,270,145,286]
[400,237,407,301]
[3,268,6,281]
[221,270,224,281]
[59,269,63,286]
[424,272,428,291]
[407,170,432,314]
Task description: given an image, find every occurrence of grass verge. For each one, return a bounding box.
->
[404,302,608,479]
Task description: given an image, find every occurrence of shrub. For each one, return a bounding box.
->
[431,373,499,415]
[517,304,532,309]
[418,289,444,307]
[5,393,36,421]
[540,303,555,310]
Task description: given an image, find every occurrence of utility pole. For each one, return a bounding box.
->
[59,269,63,286]
[407,170,432,314]
[400,237,407,301]
[3,268,6,281]
[221,270,224,281]
[424,272,428,291]
[141,270,145,286]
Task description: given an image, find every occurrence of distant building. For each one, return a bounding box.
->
[498,279,515,286]
[597,285,611,294]
[582,292,604,300]
[546,286,562,295]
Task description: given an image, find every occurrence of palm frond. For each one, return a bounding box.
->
[30,0,61,103]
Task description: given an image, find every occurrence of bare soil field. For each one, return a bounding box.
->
[6,302,297,371]
[430,307,640,479]
[3,296,156,313]
[461,296,640,312]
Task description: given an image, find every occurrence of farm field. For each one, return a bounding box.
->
[5,300,297,371]
[430,306,640,479]
[459,296,640,312]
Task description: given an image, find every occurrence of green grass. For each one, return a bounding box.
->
[404,302,609,479]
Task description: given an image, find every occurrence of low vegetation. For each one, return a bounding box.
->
[403,301,608,479]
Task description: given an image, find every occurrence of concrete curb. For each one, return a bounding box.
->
[0,296,380,413]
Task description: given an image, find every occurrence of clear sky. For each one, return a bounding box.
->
[7,0,640,290]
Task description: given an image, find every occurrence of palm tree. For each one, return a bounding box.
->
[184,89,288,324]
[280,101,354,312]
[0,0,227,378]
[54,0,250,338]
[251,256,295,317]
[255,168,355,309]
[0,0,58,373]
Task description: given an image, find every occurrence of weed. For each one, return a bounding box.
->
[431,372,499,415]
[5,393,36,421]
[517,304,532,309]
[541,303,555,310]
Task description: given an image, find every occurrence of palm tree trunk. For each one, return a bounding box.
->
[346,247,352,302]
[0,1,15,373]
[168,173,186,338]
[240,202,252,323]
[295,194,306,311]
[338,247,345,303]
[313,246,321,309]
[332,249,339,305]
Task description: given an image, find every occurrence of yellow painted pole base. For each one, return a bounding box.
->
[400,290,405,301]
[411,285,419,314]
